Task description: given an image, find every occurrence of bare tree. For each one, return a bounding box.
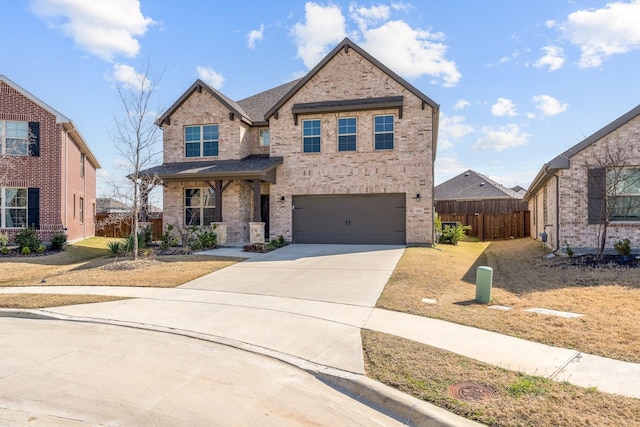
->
[579,137,640,259]
[111,64,163,260]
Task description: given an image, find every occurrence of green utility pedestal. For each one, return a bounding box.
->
[475,266,493,304]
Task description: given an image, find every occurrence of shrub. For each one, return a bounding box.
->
[0,232,8,248]
[107,240,124,256]
[266,235,287,250]
[1,247,9,255]
[183,224,217,251]
[438,223,470,245]
[564,240,574,258]
[15,227,42,253]
[51,232,68,251]
[160,224,180,249]
[36,244,46,254]
[140,224,153,247]
[21,247,31,255]
[614,238,632,256]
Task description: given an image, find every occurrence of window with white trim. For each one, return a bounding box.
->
[302,119,321,153]
[185,125,219,157]
[0,188,27,228]
[374,115,394,150]
[79,197,84,224]
[259,128,270,147]
[338,117,356,152]
[609,167,640,220]
[80,153,86,178]
[0,121,28,156]
[185,188,216,226]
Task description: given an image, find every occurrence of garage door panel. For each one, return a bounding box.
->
[292,194,406,244]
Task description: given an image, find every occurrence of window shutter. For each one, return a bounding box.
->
[587,168,605,224]
[27,188,40,228]
[28,122,40,157]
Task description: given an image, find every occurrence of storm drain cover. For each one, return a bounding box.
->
[449,382,497,403]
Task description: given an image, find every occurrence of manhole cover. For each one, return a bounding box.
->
[449,382,497,403]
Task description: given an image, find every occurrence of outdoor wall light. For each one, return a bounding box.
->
[280,196,285,203]
[416,193,421,201]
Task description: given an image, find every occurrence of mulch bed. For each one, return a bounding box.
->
[564,254,640,268]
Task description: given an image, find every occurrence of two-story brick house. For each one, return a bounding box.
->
[0,75,100,243]
[143,38,439,245]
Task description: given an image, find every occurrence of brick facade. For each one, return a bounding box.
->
[528,110,640,251]
[153,39,437,245]
[0,77,99,243]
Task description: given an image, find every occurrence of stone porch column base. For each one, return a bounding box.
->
[212,222,227,245]
[249,222,265,244]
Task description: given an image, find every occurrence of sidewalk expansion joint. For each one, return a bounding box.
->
[550,352,583,379]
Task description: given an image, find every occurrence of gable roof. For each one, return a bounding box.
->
[0,74,101,168]
[434,170,523,201]
[525,103,640,200]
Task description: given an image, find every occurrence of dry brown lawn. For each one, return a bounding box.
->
[0,237,240,308]
[363,330,640,427]
[376,238,640,362]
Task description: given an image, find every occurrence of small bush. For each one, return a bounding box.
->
[564,240,574,258]
[614,238,632,256]
[438,223,471,245]
[0,232,8,248]
[160,224,180,249]
[51,232,68,251]
[107,240,124,256]
[266,235,287,250]
[1,247,9,255]
[15,227,42,252]
[36,244,46,254]
[21,247,31,255]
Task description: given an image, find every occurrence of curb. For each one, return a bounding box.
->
[1,309,481,426]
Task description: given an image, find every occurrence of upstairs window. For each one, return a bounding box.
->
[338,117,357,152]
[185,188,216,226]
[1,121,28,156]
[374,115,394,150]
[302,119,321,153]
[259,128,270,147]
[80,153,86,178]
[185,125,219,157]
[1,188,27,228]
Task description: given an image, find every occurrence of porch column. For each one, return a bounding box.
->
[214,180,223,222]
[252,179,261,222]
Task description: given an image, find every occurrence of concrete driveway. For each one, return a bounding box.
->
[39,244,406,374]
[0,317,406,426]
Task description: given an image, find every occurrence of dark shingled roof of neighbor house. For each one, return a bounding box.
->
[434,170,523,201]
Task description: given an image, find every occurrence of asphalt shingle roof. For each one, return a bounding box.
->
[434,170,523,201]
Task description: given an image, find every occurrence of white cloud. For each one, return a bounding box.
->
[561,0,640,68]
[491,98,518,117]
[291,2,461,86]
[197,66,224,89]
[360,20,461,86]
[473,124,530,151]
[532,95,568,116]
[545,20,556,28]
[30,0,155,61]
[534,45,565,71]
[291,2,347,69]
[349,4,390,32]
[439,114,473,150]
[247,24,264,49]
[454,99,470,110]
[111,64,152,90]
[434,156,468,184]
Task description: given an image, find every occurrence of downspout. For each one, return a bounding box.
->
[555,174,560,251]
[64,125,74,234]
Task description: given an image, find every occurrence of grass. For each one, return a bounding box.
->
[0,237,240,308]
[376,238,640,362]
[363,330,640,427]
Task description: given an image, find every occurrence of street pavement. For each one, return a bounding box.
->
[2,243,640,425]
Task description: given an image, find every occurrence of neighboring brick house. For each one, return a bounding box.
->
[142,38,439,245]
[525,103,640,251]
[0,75,100,243]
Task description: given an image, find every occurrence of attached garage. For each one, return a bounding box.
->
[292,194,406,244]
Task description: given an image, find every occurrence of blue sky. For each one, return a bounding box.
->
[2,0,640,194]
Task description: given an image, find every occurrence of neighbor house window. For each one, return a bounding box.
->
[185,125,219,157]
[185,188,216,226]
[259,128,270,147]
[1,188,27,228]
[302,119,321,153]
[1,121,28,156]
[609,167,640,220]
[338,117,356,152]
[80,153,86,178]
[374,115,394,150]
[79,197,84,224]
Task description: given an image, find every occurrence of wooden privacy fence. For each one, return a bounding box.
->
[439,211,530,241]
[95,213,163,240]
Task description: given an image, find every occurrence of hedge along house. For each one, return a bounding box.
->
[0,75,100,243]
[142,38,439,245]
[525,103,640,252]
